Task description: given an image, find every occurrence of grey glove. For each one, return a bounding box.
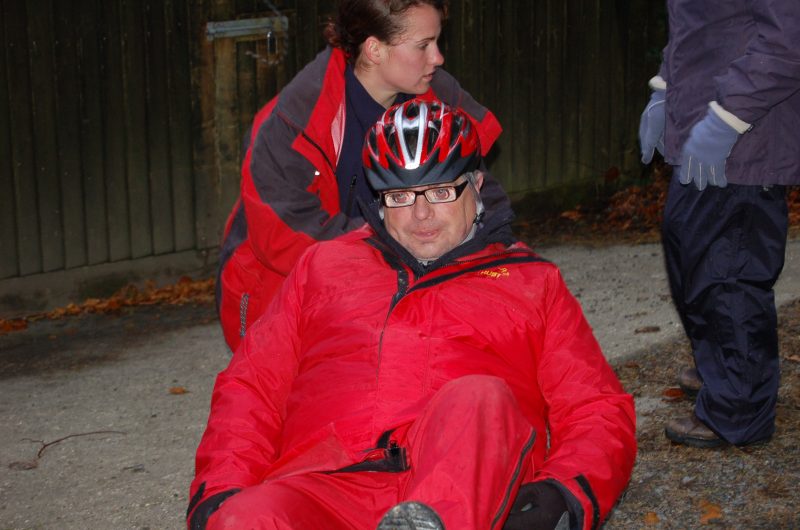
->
[678,107,741,190]
[639,89,666,164]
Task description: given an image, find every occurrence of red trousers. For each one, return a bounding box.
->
[207,375,536,529]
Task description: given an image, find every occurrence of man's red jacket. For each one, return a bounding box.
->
[194,216,637,529]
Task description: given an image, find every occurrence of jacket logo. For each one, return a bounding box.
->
[479,267,509,279]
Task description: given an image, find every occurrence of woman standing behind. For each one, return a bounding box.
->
[217,0,509,351]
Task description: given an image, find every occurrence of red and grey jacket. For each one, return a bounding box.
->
[193,201,637,530]
[217,46,506,351]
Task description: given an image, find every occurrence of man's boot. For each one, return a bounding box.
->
[665,412,725,448]
[678,366,702,397]
[377,502,445,530]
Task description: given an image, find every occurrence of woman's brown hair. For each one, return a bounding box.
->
[323,0,448,62]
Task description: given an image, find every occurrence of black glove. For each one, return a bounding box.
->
[503,481,569,530]
[188,488,241,530]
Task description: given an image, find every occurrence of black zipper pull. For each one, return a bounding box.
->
[345,174,358,217]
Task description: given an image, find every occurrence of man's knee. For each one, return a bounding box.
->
[437,375,517,408]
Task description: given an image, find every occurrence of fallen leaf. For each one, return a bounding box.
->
[643,511,660,525]
[786,354,800,363]
[560,210,583,221]
[635,325,661,334]
[169,386,189,395]
[0,318,28,334]
[662,387,686,401]
[699,499,723,524]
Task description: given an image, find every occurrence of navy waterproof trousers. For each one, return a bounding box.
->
[661,175,787,445]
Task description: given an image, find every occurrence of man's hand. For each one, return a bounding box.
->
[639,89,666,164]
[678,108,741,191]
[503,481,570,530]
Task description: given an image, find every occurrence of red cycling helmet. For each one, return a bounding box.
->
[363,98,481,192]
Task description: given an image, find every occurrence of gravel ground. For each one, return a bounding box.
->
[605,299,800,529]
[1,231,799,529]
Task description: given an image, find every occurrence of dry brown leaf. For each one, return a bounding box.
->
[786,354,800,363]
[662,387,686,401]
[699,499,723,524]
[635,325,661,334]
[643,512,660,525]
[0,318,28,334]
[169,386,189,395]
[560,210,583,221]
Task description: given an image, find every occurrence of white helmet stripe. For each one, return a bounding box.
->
[394,103,428,170]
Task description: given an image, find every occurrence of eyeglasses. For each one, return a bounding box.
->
[381,179,470,208]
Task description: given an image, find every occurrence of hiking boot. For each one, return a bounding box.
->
[377,502,445,530]
[665,413,726,448]
[678,366,702,397]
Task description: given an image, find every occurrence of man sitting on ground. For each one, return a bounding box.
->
[188,99,637,530]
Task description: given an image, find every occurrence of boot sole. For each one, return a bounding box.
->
[377,502,444,530]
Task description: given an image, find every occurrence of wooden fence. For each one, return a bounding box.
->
[0,0,666,293]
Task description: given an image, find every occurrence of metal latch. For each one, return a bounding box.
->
[206,15,289,41]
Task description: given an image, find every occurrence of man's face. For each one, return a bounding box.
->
[383,173,483,261]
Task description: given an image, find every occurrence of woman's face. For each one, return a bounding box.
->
[373,4,445,95]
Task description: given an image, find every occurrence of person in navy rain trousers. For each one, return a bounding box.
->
[639,0,800,447]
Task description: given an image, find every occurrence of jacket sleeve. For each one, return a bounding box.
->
[188,247,312,516]
[716,0,800,123]
[531,268,637,530]
[242,109,363,278]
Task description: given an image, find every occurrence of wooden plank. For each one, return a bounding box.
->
[75,0,110,265]
[237,39,258,154]
[189,0,221,251]
[27,0,64,273]
[528,0,547,190]
[270,9,291,97]
[165,0,196,252]
[0,0,19,279]
[494,1,530,193]
[594,0,612,175]
[214,36,243,238]
[561,1,581,185]
[99,0,132,261]
[543,0,564,189]
[293,0,322,69]
[144,0,175,255]
[53,0,88,269]
[508,0,535,195]
[461,0,481,99]
[607,1,626,178]
[577,0,599,182]
[120,0,153,259]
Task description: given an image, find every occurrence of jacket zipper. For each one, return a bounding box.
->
[490,430,537,529]
[344,174,358,217]
[375,266,410,376]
